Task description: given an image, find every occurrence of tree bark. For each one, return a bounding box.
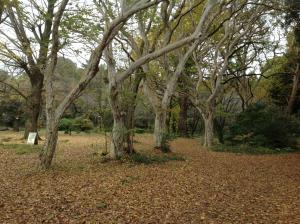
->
[178,95,189,137]
[40,122,59,169]
[195,105,215,148]
[24,81,43,138]
[110,114,127,158]
[286,67,300,115]
[125,107,134,153]
[203,112,214,147]
[108,83,126,158]
[154,110,167,149]
[39,73,59,168]
[214,118,225,144]
[124,76,142,153]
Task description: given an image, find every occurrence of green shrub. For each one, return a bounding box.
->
[73,117,94,132]
[59,118,74,131]
[227,104,300,148]
[135,128,145,134]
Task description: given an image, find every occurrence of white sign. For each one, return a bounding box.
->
[27,132,37,145]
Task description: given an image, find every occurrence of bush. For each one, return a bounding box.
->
[73,117,94,132]
[135,128,145,134]
[59,118,74,131]
[59,117,94,132]
[227,104,300,148]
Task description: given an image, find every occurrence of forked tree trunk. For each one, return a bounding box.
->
[154,111,167,149]
[203,113,214,147]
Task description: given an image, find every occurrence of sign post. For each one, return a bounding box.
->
[27,132,38,145]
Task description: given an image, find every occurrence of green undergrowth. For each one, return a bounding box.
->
[0,143,42,155]
[212,144,299,155]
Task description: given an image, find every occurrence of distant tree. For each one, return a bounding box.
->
[0,0,58,140]
[0,69,25,130]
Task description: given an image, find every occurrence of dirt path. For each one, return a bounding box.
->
[0,132,299,223]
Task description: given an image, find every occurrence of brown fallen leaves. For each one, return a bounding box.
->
[0,131,300,223]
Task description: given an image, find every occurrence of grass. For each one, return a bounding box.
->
[212,144,299,155]
[1,137,13,142]
[130,152,185,165]
[0,143,42,155]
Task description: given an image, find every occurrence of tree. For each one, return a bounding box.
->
[177,94,189,137]
[99,0,224,156]
[0,69,25,130]
[0,0,58,140]
[283,0,300,114]
[187,1,268,147]
[143,0,223,149]
[40,0,177,168]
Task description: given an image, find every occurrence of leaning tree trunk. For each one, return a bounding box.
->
[40,122,59,169]
[39,83,59,169]
[154,110,167,149]
[40,61,57,169]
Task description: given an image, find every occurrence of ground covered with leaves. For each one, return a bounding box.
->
[0,131,300,223]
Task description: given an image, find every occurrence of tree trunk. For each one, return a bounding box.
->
[108,84,130,159]
[125,107,134,154]
[124,76,142,154]
[24,77,43,141]
[178,95,189,137]
[154,111,167,149]
[40,60,57,169]
[40,121,59,169]
[214,119,225,144]
[286,68,300,115]
[203,113,214,147]
[191,117,200,136]
[13,117,20,132]
[39,73,58,168]
[110,114,126,159]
